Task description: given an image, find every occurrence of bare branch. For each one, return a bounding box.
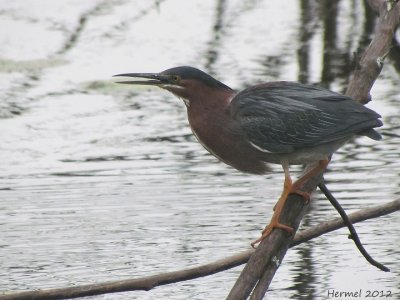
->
[227,165,322,300]
[319,182,389,272]
[228,1,400,299]
[347,0,400,103]
[1,199,398,300]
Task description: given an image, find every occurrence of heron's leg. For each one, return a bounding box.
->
[290,158,330,199]
[251,159,330,247]
[251,163,295,247]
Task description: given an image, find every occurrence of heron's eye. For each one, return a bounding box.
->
[172,75,181,83]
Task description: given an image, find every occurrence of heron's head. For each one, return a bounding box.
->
[114,66,233,106]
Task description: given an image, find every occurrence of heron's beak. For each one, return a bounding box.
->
[113,73,172,86]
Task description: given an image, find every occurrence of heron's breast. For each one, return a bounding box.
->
[188,110,269,174]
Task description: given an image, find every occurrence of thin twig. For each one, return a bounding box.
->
[318,181,390,272]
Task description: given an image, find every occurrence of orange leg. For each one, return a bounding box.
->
[251,159,330,248]
[291,158,330,198]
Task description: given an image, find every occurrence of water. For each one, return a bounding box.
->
[1,0,399,299]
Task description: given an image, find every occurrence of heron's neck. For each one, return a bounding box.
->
[186,88,235,144]
[186,87,234,110]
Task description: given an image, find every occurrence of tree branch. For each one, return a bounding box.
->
[228,1,400,299]
[227,170,321,300]
[347,0,400,103]
[1,199,398,300]
[318,182,389,271]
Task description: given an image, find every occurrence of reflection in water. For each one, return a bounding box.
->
[389,37,400,73]
[290,244,316,300]
[321,0,340,87]
[204,0,227,73]
[297,0,318,84]
[361,0,378,51]
[0,1,399,299]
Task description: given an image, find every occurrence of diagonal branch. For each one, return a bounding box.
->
[228,1,400,299]
[227,170,321,300]
[347,0,400,103]
[1,199,398,300]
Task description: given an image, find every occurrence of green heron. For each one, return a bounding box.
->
[114,66,382,246]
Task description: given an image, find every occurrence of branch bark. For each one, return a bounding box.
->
[1,199,399,300]
[227,168,321,300]
[347,0,400,103]
[228,1,400,299]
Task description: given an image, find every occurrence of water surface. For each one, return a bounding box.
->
[0,1,399,299]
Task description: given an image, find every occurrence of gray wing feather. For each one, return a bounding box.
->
[230,82,382,153]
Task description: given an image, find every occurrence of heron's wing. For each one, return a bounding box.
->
[230,82,382,153]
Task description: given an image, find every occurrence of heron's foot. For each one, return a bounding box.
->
[273,188,311,211]
[253,172,301,248]
[273,190,310,211]
[251,218,293,248]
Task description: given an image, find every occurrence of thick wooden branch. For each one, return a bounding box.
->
[347,0,400,103]
[1,199,398,300]
[228,1,400,299]
[227,169,322,300]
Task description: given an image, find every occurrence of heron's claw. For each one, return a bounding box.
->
[251,221,293,248]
